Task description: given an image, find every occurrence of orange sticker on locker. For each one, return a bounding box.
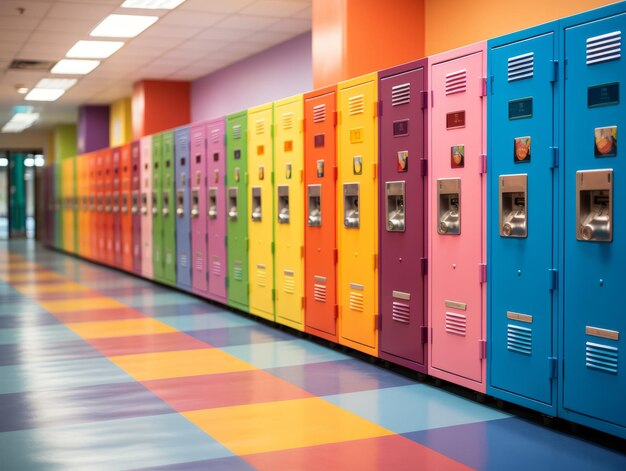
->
[284,140,293,152]
[257,145,265,156]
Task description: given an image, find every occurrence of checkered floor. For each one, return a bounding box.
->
[1,240,625,470]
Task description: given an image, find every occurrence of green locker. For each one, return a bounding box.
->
[226,111,249,311]
[162,130,177,286]
[152,133,164,281]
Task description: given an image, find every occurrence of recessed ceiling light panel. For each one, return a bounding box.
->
[66,40,124,59]
[121,0,185,9]
[24,88,66,101]
[90,14,159,38]
[51,59,100,75]
[35,78,78,90]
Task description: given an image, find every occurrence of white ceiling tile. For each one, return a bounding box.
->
[267,17,310,33]
[196,27,252,42]
[47,2,116,20]
[0,28,32,42]
[0,16,40,31]
[160,48,207,61]
[241,1,310,18]
[292,6,311,20]
[157,10,225,27]
[245,30,295,45]
[37,18,98,34]
[27,31,80,45]
[140,24,202,39]
[0,69,47,87]
[127,36,183,49]
[0,1,51,18]
[179,0,255,14]
[215,14,279,31]
[0,41,22,59]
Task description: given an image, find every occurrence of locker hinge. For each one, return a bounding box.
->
[300,245,304,259]
[205,233,208,244]
[480,77,487,97]
[205,271,208,281]
[549,268,558,291]
[301,296,305,309]
[377,100,383,117]
[225,276,229,287]
[549,357,558,379]
[479,153,487,174]
[479,340,487,359]
[420,257,428,276]
[479,263,487,283]
[334,304,339,320]
[271,241,275,254]
[334,110,340,127]
[224,235,228,247]
[550,147,559,168]
[244,172,248,185]
[372,163,377,180]
[430,90,434,107]
[488,75,494,95]
[549,60,558,83]
[420,158,428,177]
[224,173,227,185]
[333,166,338,182]
[421,325,428,344]
[333,248,338,265]
[246,237,249,250]
[302,118,306,134]
[420,90,428,109]
[373,253,378,270]
[272,288,276,301]
[374,313,380,331]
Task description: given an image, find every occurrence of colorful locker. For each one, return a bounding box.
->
[487,22,559,415]
[190,122,208,297]
[120,144,133,272]
[131,140,142,274]
[112,147,122,268]
[274,95,305,330]
[78,154,90,258]
[54,161,63,249]
[247,103,275,322]
[378,59,428,372]
[429,43,487,392]
[140,136,153,279]
[95,150,105,263]
[162,130,177,286]
[43,166,54,247]
[226,112,249,311]
[74,155,84,256]
[62,157,76,254]
[206,117,227,304]
[89,154,98,260]
[103,148,115,266]
[175,126,191,291]
[304,86,338,342]
[337,73,379,356]
[560,3,626,439]
[152,133,164,281]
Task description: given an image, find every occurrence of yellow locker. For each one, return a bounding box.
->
[337,73,379,356]
[273,95,305,330]
[62,157,76,253]
[247,103,275,321]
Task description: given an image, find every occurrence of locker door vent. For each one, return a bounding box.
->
[255,119,266,135]
[445,311,467,336]
[349,290,364,312]
[194,253,203,272]
[445,70,467,94]
[283,271,295,294]
[392,301,410,324]
[233,264,243,281]
[348,94,365,115]
[313,283,327,303]
[507,53,534,81]
[586,342,618,374]
[232,125,242,140]
[180,252,188,269]
[211,129,220,143]
[281,112,294,130]
[586,31,621,65]
[256,265,267,287]
[313,104,326,123]
[507,324,532,355]
[391,83,411,106]
[212,259,222,277]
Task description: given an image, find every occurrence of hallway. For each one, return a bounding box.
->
[1,240,625,470]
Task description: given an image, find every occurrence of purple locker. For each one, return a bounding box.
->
[378,59,428,372]
[190,122,208,296]
[206,117,227,304]
[131,140,142,274]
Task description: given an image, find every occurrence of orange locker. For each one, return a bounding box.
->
[120,144,133,271]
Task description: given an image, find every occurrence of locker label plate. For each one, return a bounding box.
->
[445,300,467,311]
[507,311,533,323]
[446,110,466,129]
[586,326,619,341]
[587,82,619,108]
[508,97,533,120]
[393,120,409,137]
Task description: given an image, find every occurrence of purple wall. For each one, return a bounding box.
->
[191,32,312,121]
[77,105,110,154]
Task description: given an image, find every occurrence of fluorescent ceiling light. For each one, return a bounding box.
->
[51,59,100,75]
[1,111,40,132]
[121,0,186,9]
[24,158,34,167]
[90,14,158,38]
[34,155,45,167]
[25,88,65,101]
[16,86,29,94]
[0,158,8,166]
[66,40,124,59]
[35,78,78,91]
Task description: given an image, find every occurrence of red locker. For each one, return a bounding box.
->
[120,144,133,271]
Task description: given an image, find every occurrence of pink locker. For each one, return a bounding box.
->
[429,42,487,393]
[140,135,153,279]
[190,122,208,296]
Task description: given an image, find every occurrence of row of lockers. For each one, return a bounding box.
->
[43,3,625,440]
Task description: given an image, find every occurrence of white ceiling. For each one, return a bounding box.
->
[0,0,311,132]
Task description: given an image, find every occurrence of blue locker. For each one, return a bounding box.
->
[487,22,559,416]
[560,3,626,439]
[174,126,192,291]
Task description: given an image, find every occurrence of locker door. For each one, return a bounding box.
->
[131,141,142,274]
[274,96,305,330]
[112,147,122,267]
[190,123,208,295]
[379,63,427,370]
[140,136,153,279]
[152,134,164,280]
[226,112,249,311]
[430,48,486,389]
[121,144,133,271]
[248,104,275,321]
[175,127,191,290]
[104,150,114,265]
[207,118,227,303]
[337,73,379,356]
[96,152,104,261]
[488,31,557,409]
[304,88,338,340]
[89,155,98,259]
[563,12,626,430]
[162,131,177,285]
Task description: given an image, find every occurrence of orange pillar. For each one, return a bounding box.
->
[312,0,425,88]
[131,80,190,139]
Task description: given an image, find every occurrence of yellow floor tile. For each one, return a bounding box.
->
[13,282,92,295]
[38,297,124,313]
[109,349,256,381]
[0,272,65,283]
[0,261,39,271]
[66,318,178,339]
[183,397,394,455]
